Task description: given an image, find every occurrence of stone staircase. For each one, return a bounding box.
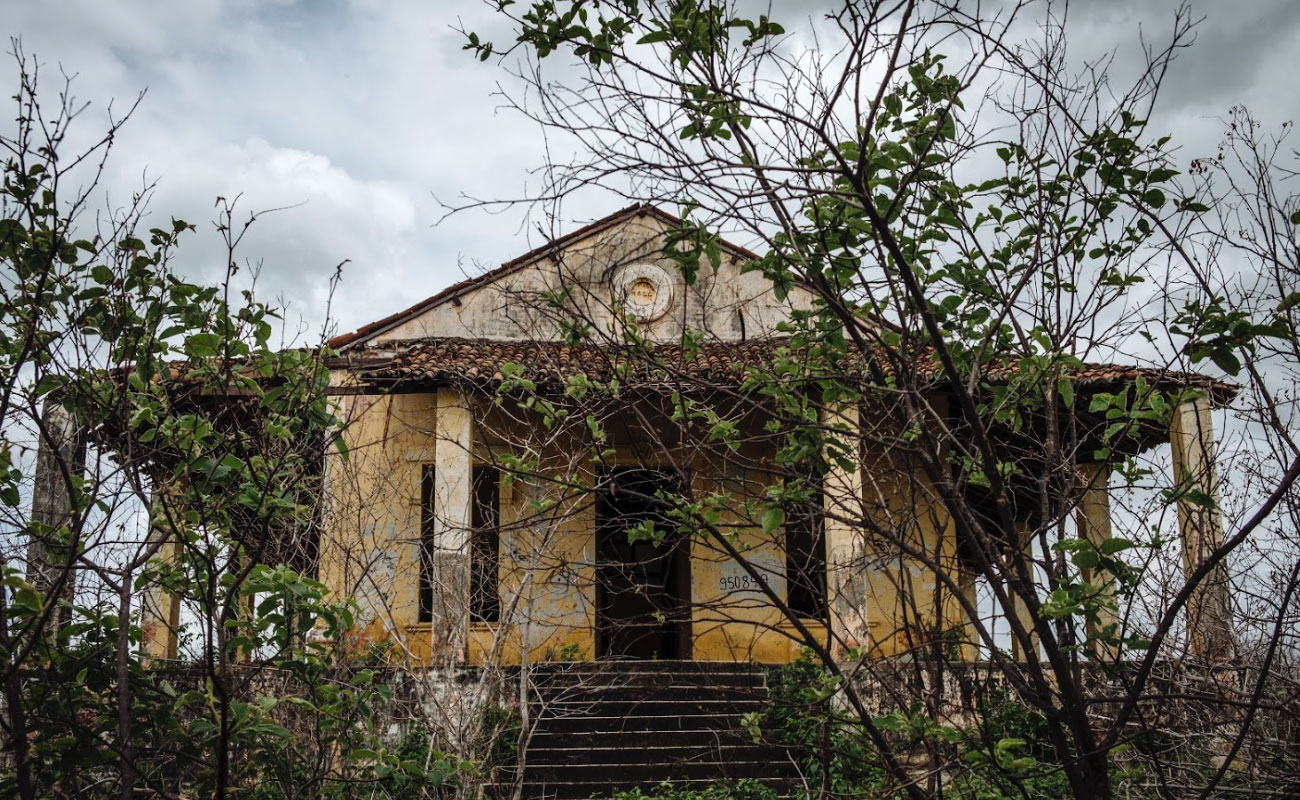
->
[506,661,800,800]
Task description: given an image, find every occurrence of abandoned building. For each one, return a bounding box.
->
[14,202,1241,796]
[129,203,1234,670]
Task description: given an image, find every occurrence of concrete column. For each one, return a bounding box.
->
[821,403,868,660]
[958,569,980,661]
[27,397,86,631]
[141,483,184,660]
[1076,463,1118,659]
[141,493,181,661]
[1009,524,1039,663]
[1169,396,1235,662]
[432,387,473,663]
[852,394,962,660]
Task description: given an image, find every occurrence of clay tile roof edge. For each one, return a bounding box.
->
[340,336,1237,405]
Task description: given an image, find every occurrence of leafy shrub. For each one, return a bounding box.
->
[760,651,883,797]
[607,779,778,800]
[952,686,1072,800]
[478,703,523,773]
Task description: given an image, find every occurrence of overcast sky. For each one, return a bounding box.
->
[7,0,1299,344]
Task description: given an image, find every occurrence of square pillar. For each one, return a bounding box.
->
[430,387,473,663]
[141,496,181,661]
[27,397,86,634]
[850,394,963,660]
[958,569,980,661]
[822,403,868,659]
[140,541,181,660]
[1076,463,1118,659]
[1169,396,1235,662]
[1009,524,1039,663]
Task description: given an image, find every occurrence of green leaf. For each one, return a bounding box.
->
[1208,349,1241,375]
[1279,292,1300,313]
[1072,549,1100,570]
[1057,377,1074,407]
[872,713,905,732]
[185,332,223,358]
[761,506,784,535]
[637,30,673,44]
[1100,537,1134,555]
[1182,488,1217,510]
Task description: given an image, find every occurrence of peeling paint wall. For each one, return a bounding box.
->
[319,214,967,666]
[856,437,966,659]
[320,388,862,666]
[364,214,813,346]
[318,387,437,658]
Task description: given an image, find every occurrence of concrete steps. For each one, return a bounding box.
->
[505,661,800,799]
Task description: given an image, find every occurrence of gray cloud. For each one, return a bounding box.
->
[5,0,1297,340]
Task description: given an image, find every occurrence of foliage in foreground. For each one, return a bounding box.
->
[0,49,475,799]
[4,563,465,799]
[590,651,1080,800]
[466,1,1300,798]
[758,652,1071,800]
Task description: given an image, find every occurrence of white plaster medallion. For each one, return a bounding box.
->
[615,263,674,321]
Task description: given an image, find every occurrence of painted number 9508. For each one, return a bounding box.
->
[719,574,765,592]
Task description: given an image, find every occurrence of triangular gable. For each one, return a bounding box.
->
[328,204,765,350]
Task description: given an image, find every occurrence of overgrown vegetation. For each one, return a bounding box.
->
[586,653,1074,800]
[607,779,778,800]
[753,652,1072,800]
[759,652,881,796]
[464,1,1300,797]
[6,0,1300,797]
[7,563,464,797]
[0,47,471,799]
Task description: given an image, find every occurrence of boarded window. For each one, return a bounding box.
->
[470,465,501,623]
[785,476,827,620]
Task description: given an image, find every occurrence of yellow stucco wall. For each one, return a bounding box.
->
[318,390,435,657]
[319,383,954,666]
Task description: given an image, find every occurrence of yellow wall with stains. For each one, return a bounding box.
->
[319,384,955,666]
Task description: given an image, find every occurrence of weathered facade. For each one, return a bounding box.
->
[114,204,1235,667]
[318,206,833,666]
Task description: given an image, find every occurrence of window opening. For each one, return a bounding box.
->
[785,475,828,619]
[418,464,436,623]
[470,465,501,623]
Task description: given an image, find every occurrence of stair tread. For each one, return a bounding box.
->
[512,661,792,798]
[531,660,765,669]
[527,765,794,773]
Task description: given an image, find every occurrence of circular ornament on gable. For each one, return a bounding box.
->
[615,263,674,322]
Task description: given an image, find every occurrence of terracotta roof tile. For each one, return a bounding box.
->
[348,336,1237,403]
[356,338,782,386]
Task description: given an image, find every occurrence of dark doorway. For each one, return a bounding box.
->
[596,467,691,660]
